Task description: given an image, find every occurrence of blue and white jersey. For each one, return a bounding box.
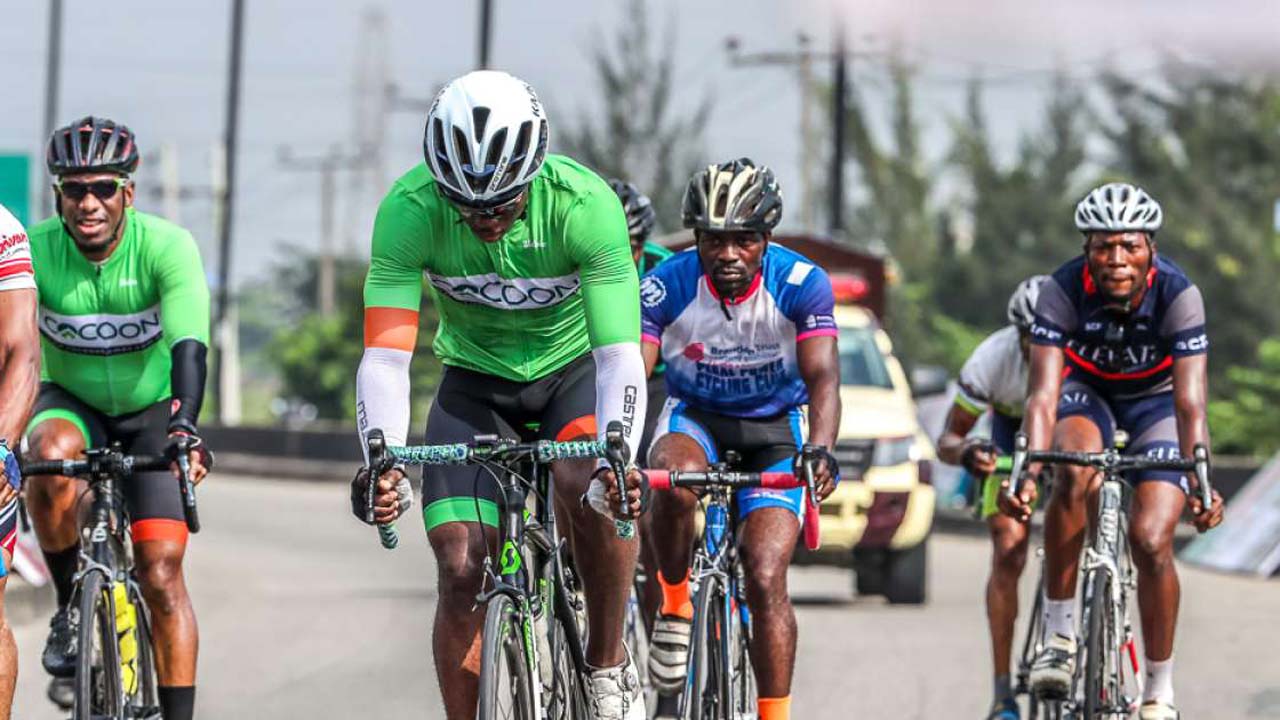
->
[640,244,837,418]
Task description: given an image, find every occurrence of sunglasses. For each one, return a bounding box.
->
[449,191,525,221]
[55,178,129,202]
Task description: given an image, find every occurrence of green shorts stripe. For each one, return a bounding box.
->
[423,497,500,531]
[26,409,91,447]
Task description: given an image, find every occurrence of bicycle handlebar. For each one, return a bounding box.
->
[1005,432,1213,512]
[646,468,822,551]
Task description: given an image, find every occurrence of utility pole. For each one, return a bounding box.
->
[40,0,64,217]
[277,146,367,316]
[214,0,246,425]
[478,0,493,69]
[727,33,819,234]
[727,26,874,238]
[830,27,848,237]
[349,6,391,256]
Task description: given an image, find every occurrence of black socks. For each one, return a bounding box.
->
[159,685,196,720]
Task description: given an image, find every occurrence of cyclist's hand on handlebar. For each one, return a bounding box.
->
[961,439,998,477]
[167,431,211,485]
[0,445,19,507]
[997,466,1038,523]
[350,466,412,526]
[794,447,840,501]
[1188,488,1224,533]
[587,465,645,520]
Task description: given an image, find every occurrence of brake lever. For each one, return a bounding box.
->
[800,444,822,510]
[604,421,636,539]
[365,429,399,549]
[1193,444,1213,514]
[1006,433,1029,502]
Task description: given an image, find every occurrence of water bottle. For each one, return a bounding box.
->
[113,582,139,695]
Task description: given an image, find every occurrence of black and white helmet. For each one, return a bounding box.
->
[1007,275,1048,330]
[423,70,549,207]
[607,179,657,240]
[682,157,783,233]
[1074,182,1162,235]
[46,116,140,176]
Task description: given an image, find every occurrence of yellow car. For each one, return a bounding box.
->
[795,302,937,604]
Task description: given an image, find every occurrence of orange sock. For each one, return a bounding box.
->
[759,696,791,720]
[657,570,693,620]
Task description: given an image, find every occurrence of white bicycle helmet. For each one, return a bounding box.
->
[1006,275,1048,330]
[1074,182,1162,234]
[423,70,549,207]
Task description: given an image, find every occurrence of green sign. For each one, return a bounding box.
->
[0,154,31,226]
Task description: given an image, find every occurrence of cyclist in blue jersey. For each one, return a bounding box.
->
[1008,183,1224,720]
[624,158,841,720]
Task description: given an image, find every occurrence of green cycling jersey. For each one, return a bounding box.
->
[29,208,210,416]
[365,154,639,381]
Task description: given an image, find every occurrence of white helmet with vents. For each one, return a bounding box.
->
[423,70,549,207]
[1074,182,1163,234]
[1006,275,1048,330]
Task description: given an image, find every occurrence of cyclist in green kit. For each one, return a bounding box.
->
[351,71,649,720]
[26,116,211,720]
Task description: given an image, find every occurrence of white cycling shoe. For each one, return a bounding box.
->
[1138,701,1180,719]
[649,614,692,694]
[1029,633,1077,699]
[587,653,646,720]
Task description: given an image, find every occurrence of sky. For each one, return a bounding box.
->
[2,0,1277,289]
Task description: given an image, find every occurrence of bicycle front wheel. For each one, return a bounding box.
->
[479,594,538,720]
[1082,569,1119,719]
[684,574,727,720]
[724,584,755,717]
[72,571,122,720]
[123,579,160,716]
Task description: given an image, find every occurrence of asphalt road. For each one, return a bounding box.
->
[10,475,1280,719]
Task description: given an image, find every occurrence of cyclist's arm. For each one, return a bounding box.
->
[0,288,39,446]
[797,336,840,449]
[1172,354,1209,456]
[937,403,982,467]
[1165,284,1210,456]
[1023,344,1063,454]
[355,192,427,456]
[156,229,211,434]
[566,193,646,463]
[641,341,659,379]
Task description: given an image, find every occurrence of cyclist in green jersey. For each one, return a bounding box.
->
[26,117,211,720]
[351,71,649,720]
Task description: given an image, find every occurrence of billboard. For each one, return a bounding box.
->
[0,154,31,226]
[1181,452,1280,577]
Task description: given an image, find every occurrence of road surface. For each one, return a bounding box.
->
[11,476,1280,718]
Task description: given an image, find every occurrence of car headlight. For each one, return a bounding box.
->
[872,435,920,467]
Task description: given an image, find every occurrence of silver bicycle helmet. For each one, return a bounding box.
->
[1074,182,1162,234]
[1006,275,1048,330]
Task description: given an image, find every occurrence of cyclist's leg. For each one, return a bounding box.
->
[983,412,1030,705]
[1118,394,1185,707]
[117,400,198,718]
[734,407,806,718]
[24,384,100,604]
[538,354,643,670]
[421,366,514,720]
[1042,382,1113,622]
[636,375,668,629]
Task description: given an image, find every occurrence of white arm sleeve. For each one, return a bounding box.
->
[356,346,413,462]
[592,341,647,466]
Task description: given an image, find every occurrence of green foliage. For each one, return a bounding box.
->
[248,249,442,422]
[557,0,712,231]
[1209,339,1280,457]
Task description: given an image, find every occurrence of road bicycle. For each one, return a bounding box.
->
[645,446,825,720]
[1008,431,1212,719]
[365,423,631,719]
[22,441,200,720]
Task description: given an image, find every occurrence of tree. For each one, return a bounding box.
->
[557,0,712,230]
[246,248,441,423]
[1209,339,1280,456]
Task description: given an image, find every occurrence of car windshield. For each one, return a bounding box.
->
[838,327,893,389]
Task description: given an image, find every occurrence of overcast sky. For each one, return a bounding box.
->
[3,0,1277,288]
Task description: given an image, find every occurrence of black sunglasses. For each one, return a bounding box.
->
[55,178,128,202]
[449,191,525,221]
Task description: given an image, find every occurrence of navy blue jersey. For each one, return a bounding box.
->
[1031,254,1207,399]
[640,245,837,418]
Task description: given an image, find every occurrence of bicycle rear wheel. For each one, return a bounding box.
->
[72,570,122,720]
[478,594,537,720]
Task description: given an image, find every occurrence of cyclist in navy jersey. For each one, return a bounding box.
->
[1007,183,1224,720]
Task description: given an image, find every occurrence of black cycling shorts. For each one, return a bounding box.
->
[26,383,186,544]
[421,355,596,531]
